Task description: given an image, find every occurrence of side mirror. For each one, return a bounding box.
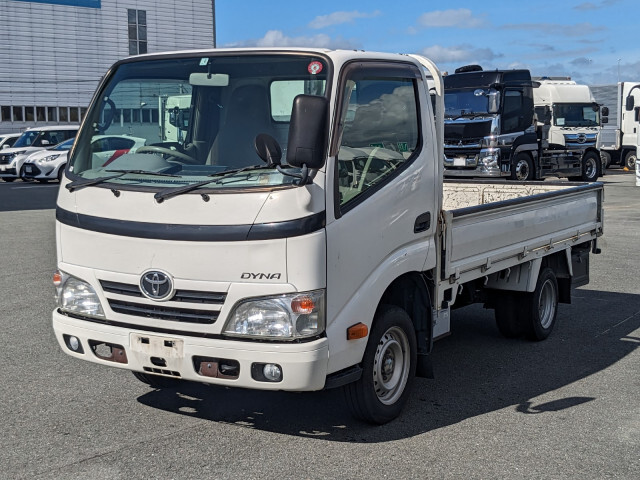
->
[602,117,608,124]
[286,94,328,170]
[601,106,609,117]
[625,95,635,111]
[487,89,500,114]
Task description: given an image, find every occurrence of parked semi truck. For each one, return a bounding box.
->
[52,49,604,424]
[443,66,601,181]
[590,82,640,170]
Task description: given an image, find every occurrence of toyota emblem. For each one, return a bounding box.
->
[140,270,173,300]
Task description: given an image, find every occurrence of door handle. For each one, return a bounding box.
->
[414,212,431,233]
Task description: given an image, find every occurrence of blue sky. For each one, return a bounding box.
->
[216,0,638,85]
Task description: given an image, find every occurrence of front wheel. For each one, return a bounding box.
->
[624,150,636,170]
[580,151,601,181]
[510,153,535,181]
[343,305,417,424]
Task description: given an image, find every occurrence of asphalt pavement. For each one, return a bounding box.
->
[0,171,638,479]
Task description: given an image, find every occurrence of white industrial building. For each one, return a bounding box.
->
[0,0,216,133]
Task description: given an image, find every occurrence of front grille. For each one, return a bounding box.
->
[0,155,11,165]
[100,280,226,304]
[108,299,219,324]
[22,164,42,177]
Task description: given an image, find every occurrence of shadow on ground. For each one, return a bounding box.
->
[137,289,640,442]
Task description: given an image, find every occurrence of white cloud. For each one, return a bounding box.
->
[415,9,487,29]
[308,10,380,29]
[224,30,359,50]
[420,44,501,64]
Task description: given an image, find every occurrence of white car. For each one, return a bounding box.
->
[22,135,147,182]
[0,125,78,182]
[21,137,75,182]
[0,133,20,150]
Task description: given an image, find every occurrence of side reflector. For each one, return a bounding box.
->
[347,323,368,340]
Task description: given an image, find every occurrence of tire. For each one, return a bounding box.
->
[580,151,601,181]
[37,179,48,183]
[343,305,417,424]
[521,267,559,341]
[2,177,16,182]
[509,153,534,181]
[624,150,636,170]
[57,164,66,182]
[495,293,525,338]
[19,165,32,182]
[600,151,611,170]
[132,371,181,388]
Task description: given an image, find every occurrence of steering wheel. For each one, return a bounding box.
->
[136,145,198,164]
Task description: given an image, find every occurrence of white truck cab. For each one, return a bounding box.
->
[52,49,603,424]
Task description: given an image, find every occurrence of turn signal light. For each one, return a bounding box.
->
[347,322,368,340]
[291,295,315,314]
[53,270,63,287]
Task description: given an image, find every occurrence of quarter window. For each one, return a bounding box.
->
[337,70,420,208]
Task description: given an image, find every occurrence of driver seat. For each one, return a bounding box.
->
[207,84,277,168]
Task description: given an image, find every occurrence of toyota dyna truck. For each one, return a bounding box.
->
[442,66,601,182]
[52,48,604,424]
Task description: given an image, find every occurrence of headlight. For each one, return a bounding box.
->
[39,154,60,163]
[54,270,105,319]
[224,289,325,340]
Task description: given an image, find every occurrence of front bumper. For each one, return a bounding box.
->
[0,165,17,177]
[22,163,55,180]
[53,309,330,391]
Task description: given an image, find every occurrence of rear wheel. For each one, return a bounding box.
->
[132,371,181,388]
[2,177,16,182]
[521,267,559,341]
[600,151,611,171]
[344,305,417,424]
[624,150,636,170]
[510,153,534,181]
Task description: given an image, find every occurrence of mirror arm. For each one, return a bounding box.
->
[276,164,313,186]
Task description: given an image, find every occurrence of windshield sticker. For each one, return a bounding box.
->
[199,58,209,66]
[308,61,323,75]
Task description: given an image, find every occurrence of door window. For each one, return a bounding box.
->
[337,68,421,211]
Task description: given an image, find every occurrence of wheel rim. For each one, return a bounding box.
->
[538,279,557,329]
[585,156,597,179]
[515,159,529,180]
[627,154,636,169]
[373,326,410,405]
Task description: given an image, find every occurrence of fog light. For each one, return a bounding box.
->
[263,363,282,381]
[63,334,84,354]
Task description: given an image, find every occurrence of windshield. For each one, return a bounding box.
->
[553,103,600,127]
[69,54,329,191]
[444,88,497,117]
[13,131,39,148]
[53,138,75,151]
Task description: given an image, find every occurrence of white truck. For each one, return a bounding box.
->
[533,77,603,175]
[590,82,640,170]
[52,48,604,424]
[159,94,192,143]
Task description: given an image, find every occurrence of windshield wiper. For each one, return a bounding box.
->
[154,164,272,203]
[66,169,180,192]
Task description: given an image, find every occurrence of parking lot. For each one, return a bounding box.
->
[0,171,638,479]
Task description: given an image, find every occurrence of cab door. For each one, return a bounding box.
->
[324,61,437,369]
